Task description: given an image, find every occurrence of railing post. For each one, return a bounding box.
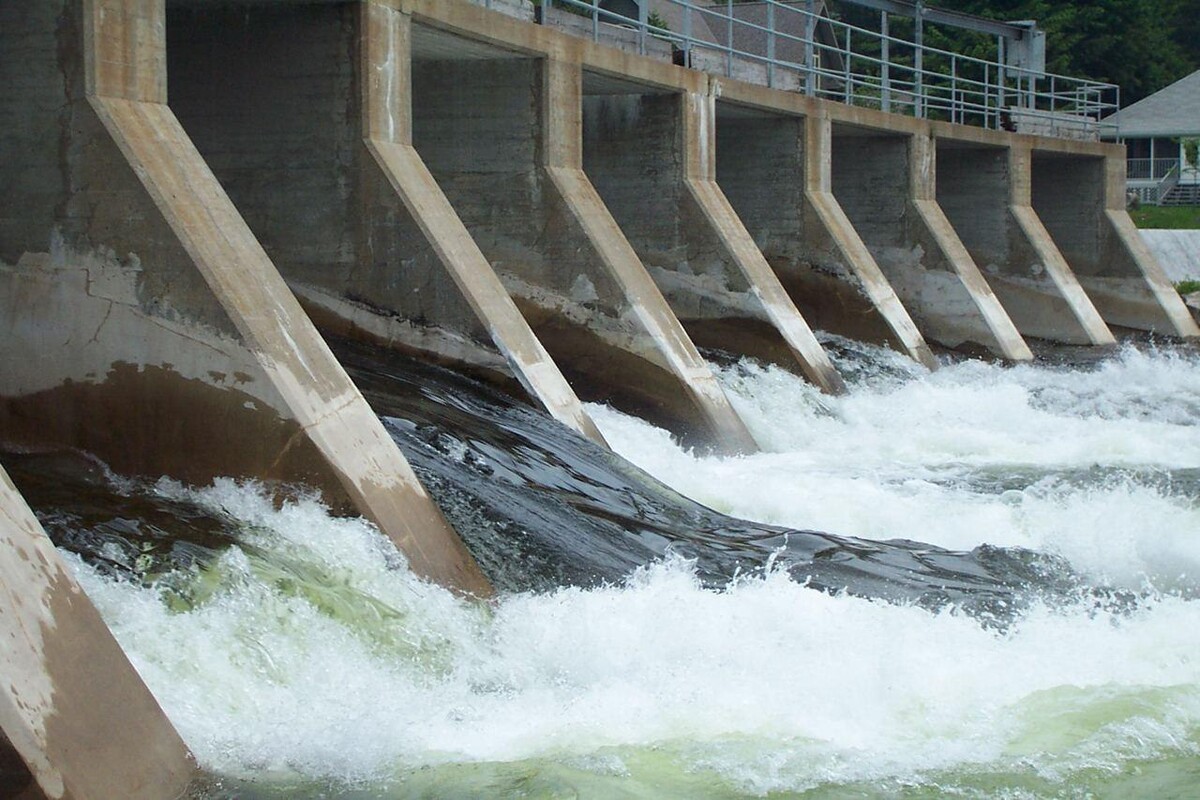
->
[767,1,776,89]
[683,1,693,67]
[951,55,957,123]
[997,35,1006,119]
[592,0,599,43]
[638,0,648,56]
[914,0,925,117]
[804,0,816,96]
[844,27,852,104]
[880,11,890,113]
[727,0,734,78]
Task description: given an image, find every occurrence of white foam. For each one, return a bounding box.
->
[589,345,1200,591]
[71,487,1200,793]
[65,344,1200,793]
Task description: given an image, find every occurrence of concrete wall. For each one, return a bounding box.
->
[166,2,606,442]
[831,129,1030,359]
[1032,152,1200,337]
[935,141,1114,345]
[0,0,490,597]
[714,111,936,368]
[412,51,756,450]
[582,90,843,392]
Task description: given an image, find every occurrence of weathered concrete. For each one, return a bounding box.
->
[935,139,1115,345]
[833,129,1032,360]
[167,1,605,445]
[0,461,197,800]
[0,0,490,595]
[1141,230,1200,283]
[580,76,844,393]
[1031,151,1200,337]
[715,109,937,367]
[410,47,756,451]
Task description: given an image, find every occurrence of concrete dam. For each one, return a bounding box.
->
[2,0,1197,796]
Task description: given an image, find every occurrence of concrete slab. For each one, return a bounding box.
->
[0,461,197,800]
[1141,230,1200,283]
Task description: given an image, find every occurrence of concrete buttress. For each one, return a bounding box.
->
[1031,149,1200,338]
[0,0,491,596]
[835,129,1032,361]
[803,115,939,368]
[0,461,198,799]
[407,37,756,452]
[935,138,1115,345]
[578,71,845,394]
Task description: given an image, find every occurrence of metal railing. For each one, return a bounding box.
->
[1126,157,1181,181]
[477,0,1119,139]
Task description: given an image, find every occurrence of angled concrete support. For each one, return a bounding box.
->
[831,125,1030,360]
[360,4,607,441]
[543,60,758,449]
[715,109,933,368]
[1031,150,1199,338]
[685,90,844,393]
[936,140,1114,345]
[165,2,604,445]
[0,463,197,800]
[578,73,843,394]
[409,43,754,451]
[804,115,938,368]
[1,0,490,595]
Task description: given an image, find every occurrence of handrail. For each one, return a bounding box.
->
[1157,164,1180,203]
[476,0,1119,140]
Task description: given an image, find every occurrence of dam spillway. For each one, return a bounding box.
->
[1,0,1199,796]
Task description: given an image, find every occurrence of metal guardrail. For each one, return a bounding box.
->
[474,0,1119,140]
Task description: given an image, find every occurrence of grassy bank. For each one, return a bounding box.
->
[1130,205,1200,229]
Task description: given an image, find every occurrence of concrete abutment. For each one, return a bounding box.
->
[1030,150,1200,338]
[935,138,1115,345]
[410,45,756,451]
[830,126,1032,360]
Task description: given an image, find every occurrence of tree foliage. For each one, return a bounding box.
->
[829,0,1198,105]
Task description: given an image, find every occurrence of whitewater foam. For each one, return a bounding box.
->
[589,344,1200,592]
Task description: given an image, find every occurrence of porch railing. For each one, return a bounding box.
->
[1126,157,1181,182]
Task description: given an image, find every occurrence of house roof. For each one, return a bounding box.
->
[1107,70,1200,138]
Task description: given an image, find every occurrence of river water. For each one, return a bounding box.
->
[10,336,1200,798]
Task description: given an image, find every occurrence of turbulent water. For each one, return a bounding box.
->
[9,336,1200,798]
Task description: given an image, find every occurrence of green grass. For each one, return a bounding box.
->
[1129,205,1200,229]
[1175,279,1200,296]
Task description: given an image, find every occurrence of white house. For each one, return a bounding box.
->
[1105,69,1200,205]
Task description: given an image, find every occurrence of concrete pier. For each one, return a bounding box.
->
[712,105,935,367]
[0,0,490,595]
[411,44,756,450]
[166,1,606,445]
[0,462,197,800]
[935,136,1115,345]
[830,126,1032,360]
[1031,149,1200,338]
[579,76,845,393]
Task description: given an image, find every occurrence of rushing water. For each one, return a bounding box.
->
[9,336,1200,798]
